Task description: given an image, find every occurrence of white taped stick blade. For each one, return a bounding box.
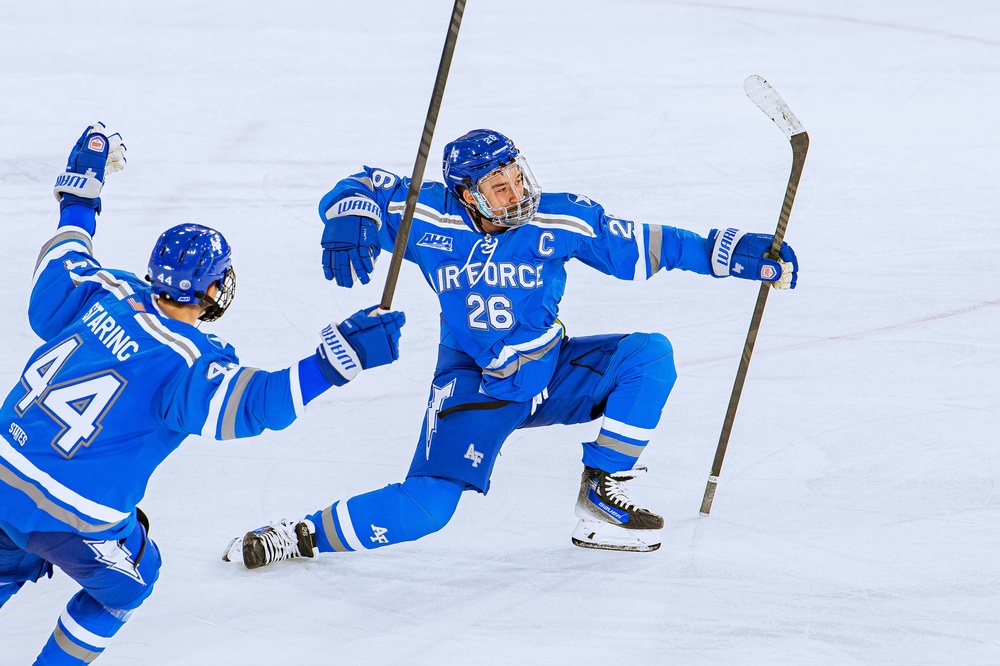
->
[744,75,805,140]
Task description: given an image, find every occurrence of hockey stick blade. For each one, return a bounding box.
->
[699,77,809,516]
[744,74,805,140]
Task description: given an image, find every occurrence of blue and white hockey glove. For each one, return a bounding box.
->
[321,195,383,287]
[709,228,798,289]
[53,123,126,214]
[316,306,405,384]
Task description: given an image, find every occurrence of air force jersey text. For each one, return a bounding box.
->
[320,167,714,403]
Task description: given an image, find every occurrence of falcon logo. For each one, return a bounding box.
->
[88,136,106,152]
[85,538,144,583]
[424,380,456,460]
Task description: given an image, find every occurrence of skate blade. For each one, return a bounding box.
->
[221,536,243,563]
[571,519,661,553]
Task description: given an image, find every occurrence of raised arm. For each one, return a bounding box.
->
[29,124,128,340]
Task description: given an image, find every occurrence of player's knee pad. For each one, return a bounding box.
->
[617,332,676,382]
[397,476,465,540]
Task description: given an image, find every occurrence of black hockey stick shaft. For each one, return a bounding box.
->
[699,82,808,515]
[381,0,466,310]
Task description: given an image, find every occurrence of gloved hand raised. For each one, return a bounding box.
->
[315,306,405,384]
[709,228,798,289]
[53,122,127,213]
[321,195,383,287]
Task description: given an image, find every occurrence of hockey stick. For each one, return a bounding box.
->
[380,0,466,310]
[699,75,809,516]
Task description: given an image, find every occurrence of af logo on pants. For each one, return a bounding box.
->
[464,444,484,468]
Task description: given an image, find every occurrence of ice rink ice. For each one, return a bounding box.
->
[1,1,998,663]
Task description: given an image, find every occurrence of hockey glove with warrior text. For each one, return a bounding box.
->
[316,306,405,384]
[708,228,798,289]
[53,122,127,214]
[321,195,383,287]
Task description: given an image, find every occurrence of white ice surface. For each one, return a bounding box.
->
[1,1,998,664]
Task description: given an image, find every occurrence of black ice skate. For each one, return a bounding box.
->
[222,519,316,569]
[572,466,663,552]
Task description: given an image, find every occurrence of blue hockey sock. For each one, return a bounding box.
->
[35,591,131,665]
[583,332,676,471]
[307,476,465,552]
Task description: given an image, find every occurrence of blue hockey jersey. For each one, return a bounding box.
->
[320,166,715,403]
[0,223,307,540]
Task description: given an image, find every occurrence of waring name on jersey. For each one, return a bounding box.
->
[81,302,140,361]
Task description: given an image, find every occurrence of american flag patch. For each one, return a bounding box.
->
[126,297,146,312]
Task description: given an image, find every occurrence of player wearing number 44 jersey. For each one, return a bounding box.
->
[233,128,798,566]
[0,124,404,666]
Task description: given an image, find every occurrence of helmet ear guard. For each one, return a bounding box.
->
[196,266,236,322]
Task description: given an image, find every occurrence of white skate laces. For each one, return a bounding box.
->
[222,519,316,569]
[600,467,648,513]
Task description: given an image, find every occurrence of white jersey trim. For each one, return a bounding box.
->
[0,437,129,525]
[387,201,471,231]
[201,363,242,439]
[336,499,366,552]
[69,269,136,301]
[134,306,201,368]
[59,609,112,648]
[31,240,92,289]
[529,213,596,238]
[289,362,305,418]
[633,221,647,281]
[486,322,564,372]
[600,416,657,440]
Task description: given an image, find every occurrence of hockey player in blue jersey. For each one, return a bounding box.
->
[0,124,405,665]
[233,128,797,566]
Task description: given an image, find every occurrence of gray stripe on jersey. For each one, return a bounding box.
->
[94,270,133,300]
[321,503,352,552]
[134,313,201,366]
[596,433,647,458]
[386,201,468,228]
[220,368,260,440]
[349,175,374,190]
[530,213,596,237]
[648,225,662,275]
[0,465,122,534]
[53,624,102,663]
[34,230,93,271]
[482,335,562,379]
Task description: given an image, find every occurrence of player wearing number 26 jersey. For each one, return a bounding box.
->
[0,124,405,665]
[233,128,799,568]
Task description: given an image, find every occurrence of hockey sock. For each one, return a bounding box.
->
[583,333,676,471]
[35,591,131,665]
[306,476,465,552]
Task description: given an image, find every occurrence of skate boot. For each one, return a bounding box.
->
[573,466,663,552]
[222,519,316,569]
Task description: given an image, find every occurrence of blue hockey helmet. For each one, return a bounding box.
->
[443,129,541,228]
[147,223,236,322]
